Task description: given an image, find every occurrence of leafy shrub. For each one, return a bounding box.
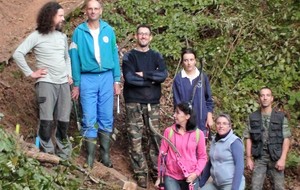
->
[101,0,300,133]
[0,127,80,189]
[286,150,300,169]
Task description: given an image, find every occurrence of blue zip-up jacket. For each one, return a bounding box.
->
[173,71,214,131]
[69,20,120,87]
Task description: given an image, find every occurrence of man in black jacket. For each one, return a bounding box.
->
[122,24,168,188]
[244,87,291,190]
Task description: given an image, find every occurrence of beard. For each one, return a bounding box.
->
[55,22,63,32]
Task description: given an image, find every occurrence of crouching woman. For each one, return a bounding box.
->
[155,102,207,190]
[200,113,245,190]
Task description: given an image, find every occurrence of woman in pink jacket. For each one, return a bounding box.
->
[155,102,207,190]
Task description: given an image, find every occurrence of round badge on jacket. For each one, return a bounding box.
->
[103,36,109,43]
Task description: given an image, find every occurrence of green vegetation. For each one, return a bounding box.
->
[286,150,300,169]
[102,0,300,136]
[0,127,80,189]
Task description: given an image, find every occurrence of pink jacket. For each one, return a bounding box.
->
[158,124,207,180]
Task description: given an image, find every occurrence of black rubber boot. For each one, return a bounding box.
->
[85,138,97,168]
[98,131,113,168]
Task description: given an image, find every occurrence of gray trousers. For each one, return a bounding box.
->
[252,151,284,190]
[35,82,72,159]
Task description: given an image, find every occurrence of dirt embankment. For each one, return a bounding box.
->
[0,0,84,64]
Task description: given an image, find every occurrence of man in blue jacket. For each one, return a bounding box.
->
[69,0,121,168]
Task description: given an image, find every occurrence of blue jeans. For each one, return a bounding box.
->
[164,175,199,190]
[201,177,245,190]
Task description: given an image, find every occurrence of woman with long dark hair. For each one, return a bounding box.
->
[155,102,207,190]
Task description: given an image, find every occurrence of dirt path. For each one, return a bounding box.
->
[0,0,84,63]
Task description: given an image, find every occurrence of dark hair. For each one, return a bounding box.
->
[176,102,197,131]
[258,86,273,96]
[136,24,152,34]
[36,2,63,34]
[181,48,197,63]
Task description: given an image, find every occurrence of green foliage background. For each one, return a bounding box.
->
[103,0,300,136]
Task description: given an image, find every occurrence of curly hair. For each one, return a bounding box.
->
[36,2,63,34]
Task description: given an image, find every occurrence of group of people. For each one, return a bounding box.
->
[12,0,291,190]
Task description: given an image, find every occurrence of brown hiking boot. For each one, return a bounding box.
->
[137,176,147,188]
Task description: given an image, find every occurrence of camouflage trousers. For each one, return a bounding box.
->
[252,150,284,190]
[125,103,162,179]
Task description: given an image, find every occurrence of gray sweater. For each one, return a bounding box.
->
[13,30,71,84]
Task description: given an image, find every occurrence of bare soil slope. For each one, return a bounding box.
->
[0,0,84,63]
[0,0,299,190]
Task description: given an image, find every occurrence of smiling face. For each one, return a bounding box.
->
[216,116,231,136]
[182,53,197,74]
[86,0,102,22]
[259,88,274,109]
[135,27,152,48]
[53,8,65,31]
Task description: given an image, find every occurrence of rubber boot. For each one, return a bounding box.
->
[98,131,113,168]
[85,138,97,168]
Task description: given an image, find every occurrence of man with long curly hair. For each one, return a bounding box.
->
[13,2,73,159]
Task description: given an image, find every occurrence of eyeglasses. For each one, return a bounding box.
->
[216,122,230,126]
[137,32,151,36]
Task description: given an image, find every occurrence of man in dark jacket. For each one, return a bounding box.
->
[244,87,291,190]
[122,24,168,188]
